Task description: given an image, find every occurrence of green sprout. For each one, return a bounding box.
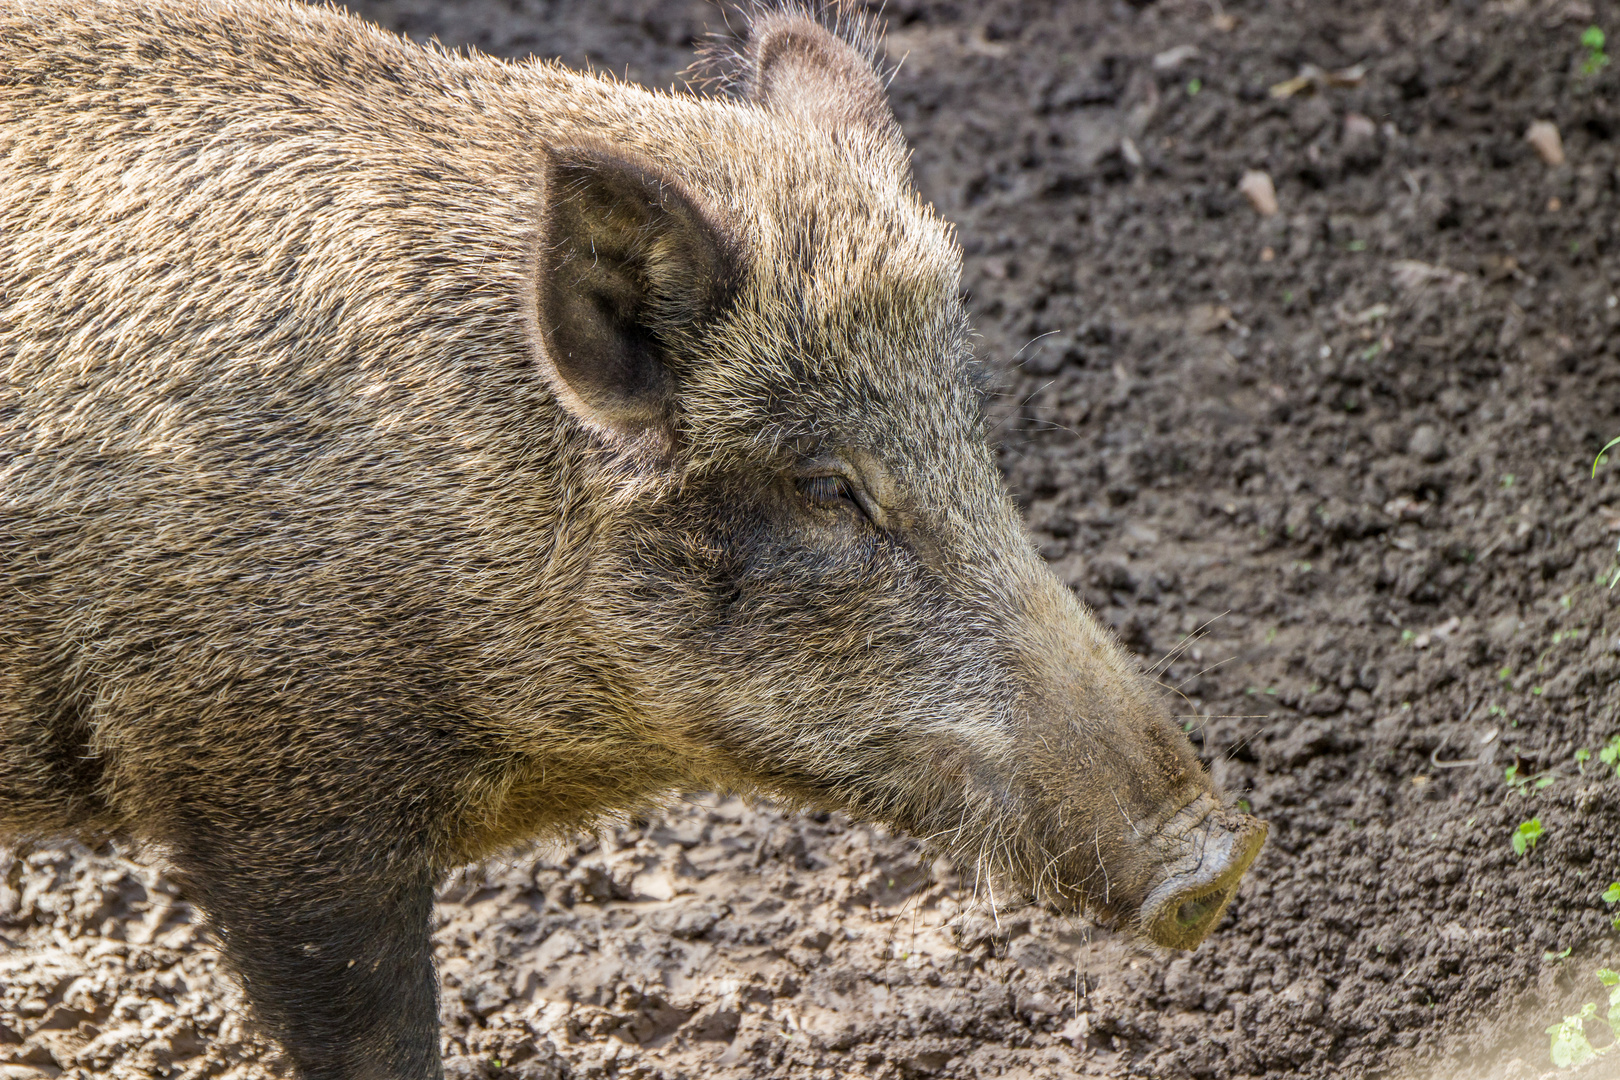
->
[1594,439,1620,586]
[1581,26,1610,77]
[1600,735,1620,777]
[1595,435,1620,477]
[1187,77,1202,95]
[1512,817,1545,856]
[1505,765,1556,794]
[1550,1003,1602,1068]
[1547,969,1620,1068]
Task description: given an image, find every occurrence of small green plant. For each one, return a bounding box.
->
[1600,735,1620,777]
[1187,77,1202,95]
[1604,882,1620,930]
[1581,26,1611,77]
[1577,747,1591,773]
[1513,817,1545,856]
[1547,969,1620,1068]
[1547,946,1574,963]
[1597,436,1620,586]
[1596,435,1620,477]
[1505,765,1556,794]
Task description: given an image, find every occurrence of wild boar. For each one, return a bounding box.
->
[0,1,1267,1076]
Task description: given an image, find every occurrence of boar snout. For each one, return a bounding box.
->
[1136,794,1268,950]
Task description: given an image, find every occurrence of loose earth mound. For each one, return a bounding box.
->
[5,1,1620,1077]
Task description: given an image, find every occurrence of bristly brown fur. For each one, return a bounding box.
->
[0,2,1264,1077]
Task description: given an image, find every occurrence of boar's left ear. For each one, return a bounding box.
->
[745,11,902,145]
[531,144,743,448]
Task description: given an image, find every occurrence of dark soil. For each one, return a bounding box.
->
[5,1,1620,1078]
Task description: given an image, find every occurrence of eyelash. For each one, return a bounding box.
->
[797,474,866,518]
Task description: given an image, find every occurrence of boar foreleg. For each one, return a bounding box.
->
[168,836,442,1080]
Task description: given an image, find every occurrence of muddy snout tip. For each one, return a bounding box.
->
[1138,813,1268,951]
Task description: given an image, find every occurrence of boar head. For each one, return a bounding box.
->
[525,9,1265,950]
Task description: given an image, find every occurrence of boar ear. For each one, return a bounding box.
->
[745,11,901,142]
[531,144,742,447]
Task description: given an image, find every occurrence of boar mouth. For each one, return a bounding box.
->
[1135,795,1267,951]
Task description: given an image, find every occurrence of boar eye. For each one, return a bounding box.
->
[797,474,866,519]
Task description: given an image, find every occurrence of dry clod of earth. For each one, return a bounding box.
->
[1240,169,1281,217]
[7,0,1620,1078]
[1526,120,1567,167]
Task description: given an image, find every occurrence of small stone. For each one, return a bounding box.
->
[1239,170,1279,216]
[1152,44,1200,71]
[1526,120,1565,166]
[1343,112,1377,142]
[1406,424,1444,462]
[1487,614,1522,642]
[1120,136,1143,170]
[1187,303,1232,334]
[1017,991,1060,1018]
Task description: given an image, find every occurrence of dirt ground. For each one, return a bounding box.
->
[6,0,1620,1077]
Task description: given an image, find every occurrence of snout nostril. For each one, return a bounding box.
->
[1175,888,1226,930]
